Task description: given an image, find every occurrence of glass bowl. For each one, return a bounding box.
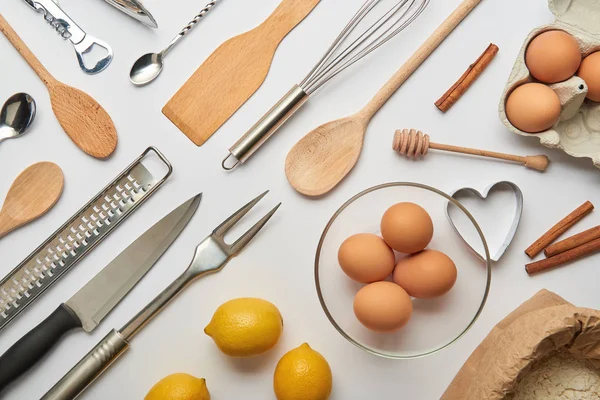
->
[315,182,491,359]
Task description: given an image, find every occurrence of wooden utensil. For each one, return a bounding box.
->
[162,0,321,146]
[285,0,484,197]
[0,162,64,239]
[0,13,118,159]
[393,129,550,171]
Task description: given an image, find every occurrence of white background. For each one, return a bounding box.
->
[1,0,599,399]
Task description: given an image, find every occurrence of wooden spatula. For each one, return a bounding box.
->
[0,162,64,239]
[0,13,118,159]
[162,0,321,146]
[285,0,484,197]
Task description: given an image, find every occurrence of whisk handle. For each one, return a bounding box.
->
[360,0,485,120]
[225,85,309,168]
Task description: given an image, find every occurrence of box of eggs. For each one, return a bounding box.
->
[498,0,600,168]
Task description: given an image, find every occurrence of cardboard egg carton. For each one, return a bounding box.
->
[498,0,600,168]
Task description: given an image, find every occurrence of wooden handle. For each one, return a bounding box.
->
[360,0,484,120]
[260,0,321,42]
[0,13,55,86]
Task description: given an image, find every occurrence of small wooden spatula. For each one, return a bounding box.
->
[163,0,321,146]
[0,162,64,239]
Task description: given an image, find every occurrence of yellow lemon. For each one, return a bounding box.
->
[144,373,210,400]
[204,298,283,357]
[274,343,332,400]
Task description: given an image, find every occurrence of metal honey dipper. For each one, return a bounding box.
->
[222,0,430,170]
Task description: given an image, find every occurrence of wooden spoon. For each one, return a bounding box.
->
[163,0,321,146]
[0,162,64,239]
[0,13,117,159]
[285,0,484,197]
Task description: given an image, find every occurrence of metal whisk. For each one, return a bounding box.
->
[223,0,430,170]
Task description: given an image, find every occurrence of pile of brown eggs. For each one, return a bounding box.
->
[506,30,600,133]
[337,202,457,333]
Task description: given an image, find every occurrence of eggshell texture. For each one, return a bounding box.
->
[353,282,413,332]
[338,233,396,283]
[393,250,457,299]
[578,52,600,102]
[525,30,581,83]
[381,202,433,254]
[505,83,561,133]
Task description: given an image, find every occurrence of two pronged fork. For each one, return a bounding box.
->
[42,192,281,400]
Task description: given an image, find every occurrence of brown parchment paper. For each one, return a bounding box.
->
[441,289,600,400]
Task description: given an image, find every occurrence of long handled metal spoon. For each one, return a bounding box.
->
[0,93,36,145]
[129,1,220,86]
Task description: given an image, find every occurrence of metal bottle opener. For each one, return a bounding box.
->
[23,0,113,74]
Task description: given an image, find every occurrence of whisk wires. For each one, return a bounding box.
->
[300,0,430,95]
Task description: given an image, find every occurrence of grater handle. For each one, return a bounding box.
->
[41,330,129,400]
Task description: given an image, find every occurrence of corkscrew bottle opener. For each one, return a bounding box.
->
[23,0,113,74]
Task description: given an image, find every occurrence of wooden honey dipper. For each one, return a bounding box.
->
[392,129,549,172]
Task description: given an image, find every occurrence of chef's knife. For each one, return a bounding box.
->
[0,193,201,390]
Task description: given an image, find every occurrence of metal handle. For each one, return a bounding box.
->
[162,0,220,57]
[41,330,129,400]
[24,0,113,74]
[222,85,309,170]
[25,0,85,42]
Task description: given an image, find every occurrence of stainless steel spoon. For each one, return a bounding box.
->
[0,93,36,144]
[129,0,220,86]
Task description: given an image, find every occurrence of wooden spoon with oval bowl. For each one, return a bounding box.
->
[0,162,64,239]
[0,13,117,159]
[285,0,484,197]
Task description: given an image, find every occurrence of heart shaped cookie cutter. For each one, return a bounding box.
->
[446,181,523,262]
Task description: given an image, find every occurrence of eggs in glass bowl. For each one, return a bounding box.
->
[315,183,491,359]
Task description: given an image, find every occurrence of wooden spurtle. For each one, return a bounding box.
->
[163,0,321,146]
[0,13,117,159]
[285,0,484,197]
[0,162,64,239]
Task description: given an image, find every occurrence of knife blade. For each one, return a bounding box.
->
[0,193,201,391]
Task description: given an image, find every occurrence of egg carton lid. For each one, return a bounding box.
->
[550,0,600,36]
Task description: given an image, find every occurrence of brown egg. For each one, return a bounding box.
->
[338,233,395,283]
[381,202,433,254]
[393,250,457,299]
[353,281,413,332]
[505,83,561,133]
[578,52,600,102]
[526,30,581,83]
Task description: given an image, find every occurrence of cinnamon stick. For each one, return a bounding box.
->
[526,237,600,275]
[435,43,499,113]
[525,201,594,258]
[544,224,600,257]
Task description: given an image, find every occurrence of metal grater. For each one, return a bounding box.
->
[0,147,172,331]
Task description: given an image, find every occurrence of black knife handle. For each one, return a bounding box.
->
[0,304,82,391]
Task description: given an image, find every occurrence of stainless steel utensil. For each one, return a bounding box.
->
[103,0,158,28]
[42,192,280,400]
[0,147,172,331]
[0,193,201,391]
[0,93,36,144]
[23,0,113,74]
[222,0,430,170]
[130,1,220,86]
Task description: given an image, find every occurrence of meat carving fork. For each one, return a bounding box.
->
[23,0,113,74]
[42,191,281,400]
